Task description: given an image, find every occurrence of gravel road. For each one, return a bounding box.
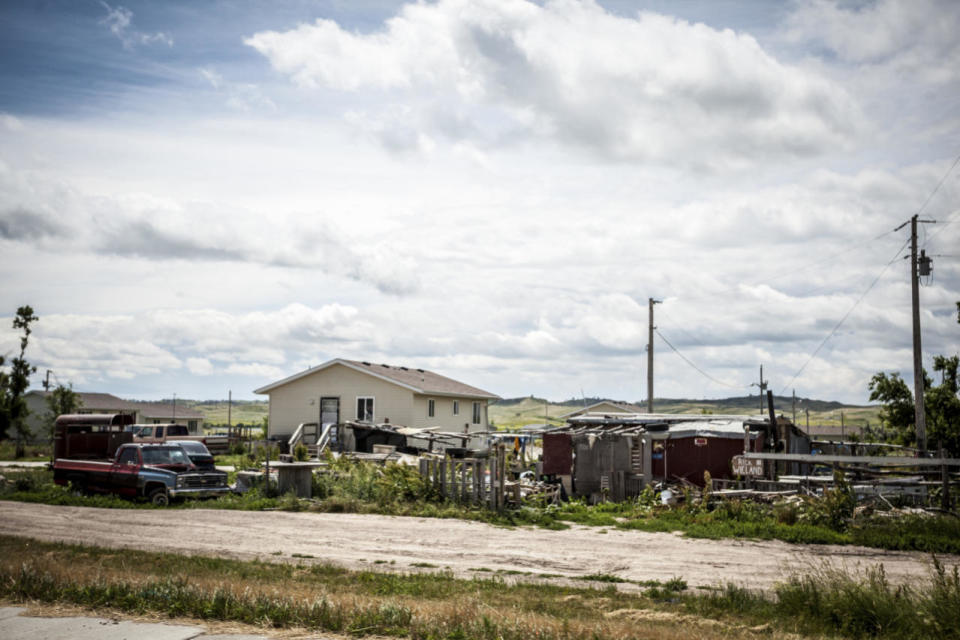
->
[1,500,952,590]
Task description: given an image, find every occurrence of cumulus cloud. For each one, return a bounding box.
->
[785,0,960,83]
[0,208,65,241]
[100,2,173,49]
[0,304,370,387]
[246,0,861,167]
[0,163,419,296]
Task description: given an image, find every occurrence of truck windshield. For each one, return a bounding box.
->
[142,447,190,465]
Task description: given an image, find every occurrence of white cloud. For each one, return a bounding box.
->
[0,114,24,132]
[246,0,861,168]
[785,0,960,83]
[99,2,173,49]
[199,67,277,112]
[0,160,419,296]
[186,357,214,375]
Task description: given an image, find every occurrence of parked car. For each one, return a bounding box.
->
[169,439,217,470]
[131,423,230,455]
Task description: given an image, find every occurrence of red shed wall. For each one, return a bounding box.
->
[652,434,764,486]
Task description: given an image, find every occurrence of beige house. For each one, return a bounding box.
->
[254,359,500,448]
[557,400,647,420]
[24,391,205,436]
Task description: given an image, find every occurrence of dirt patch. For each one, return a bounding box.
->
[0,500,954,591]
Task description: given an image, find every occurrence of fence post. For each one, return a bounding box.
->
[488,456,497,510]
[461,460,469,502]
[497,444,506,512]
[440,458,447,499]
[472,461,481,504]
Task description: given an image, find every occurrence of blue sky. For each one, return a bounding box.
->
[1,0,958,405]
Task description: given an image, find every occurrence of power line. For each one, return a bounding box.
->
[779,236,910,394]
[917,152,960,219]
[655,328,745,390]
[658,306,709,348]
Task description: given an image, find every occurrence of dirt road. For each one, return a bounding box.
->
[1,501,952,590]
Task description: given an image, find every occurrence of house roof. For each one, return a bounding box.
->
[557,400,647,419]
[28,390,130,411]
[27,391,203,419]
[253,358,500,400]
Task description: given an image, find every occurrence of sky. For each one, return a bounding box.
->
[0,0,958,405]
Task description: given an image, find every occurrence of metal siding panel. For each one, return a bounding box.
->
[542,433,573,475]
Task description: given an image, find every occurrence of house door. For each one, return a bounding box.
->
[321,397,339,447]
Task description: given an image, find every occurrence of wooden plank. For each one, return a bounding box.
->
[742,453,960,466]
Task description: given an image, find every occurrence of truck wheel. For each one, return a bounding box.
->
[149,488,169,506]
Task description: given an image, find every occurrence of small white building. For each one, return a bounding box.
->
[254,359,500,448]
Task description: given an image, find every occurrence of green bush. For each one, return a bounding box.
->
[293,443,309,462]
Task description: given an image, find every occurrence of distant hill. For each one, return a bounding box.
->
[497,395,866,412]
[488,394,877,431]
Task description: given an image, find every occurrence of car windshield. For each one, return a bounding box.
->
[170,441,208,454]
[142,447,190,465]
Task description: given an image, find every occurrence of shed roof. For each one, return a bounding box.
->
[553,412,771,437]
[557,401,647,419]
[253,358,500,400]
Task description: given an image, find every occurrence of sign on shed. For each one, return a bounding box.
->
[731,455,764,477]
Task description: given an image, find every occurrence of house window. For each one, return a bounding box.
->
[356,396,375,422]
[428,399,435,418]
[453,400,459,416]
[472,402,481,425]
[188,420,197,430]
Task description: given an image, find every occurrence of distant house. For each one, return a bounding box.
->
[254,358,500,449]
[24,391,205,435]
[558,400,647,420]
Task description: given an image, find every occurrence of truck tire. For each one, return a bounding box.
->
[149,487,169,506]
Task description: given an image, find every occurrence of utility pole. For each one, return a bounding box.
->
[173,393,177,422]
[43,370,52,391]
[751,365,767,415]
[792,389,796,424]
[647,298,661,413]
[228,390,232,437]
[901,214,935,453]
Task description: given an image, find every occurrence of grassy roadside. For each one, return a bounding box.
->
[3,461,960,555]
[1,536,957,639]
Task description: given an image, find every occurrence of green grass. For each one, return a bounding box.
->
[1,536,958,639]
[0,440,50,461]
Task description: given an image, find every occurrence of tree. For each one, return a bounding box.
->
[43,383,82,443]
[0,306,38,457]
[869,357,960,455]
[868,371,916,444]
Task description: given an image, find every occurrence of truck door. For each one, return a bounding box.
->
[110,447,141,497]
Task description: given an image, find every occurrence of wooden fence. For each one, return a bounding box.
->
[419,445,508,511]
